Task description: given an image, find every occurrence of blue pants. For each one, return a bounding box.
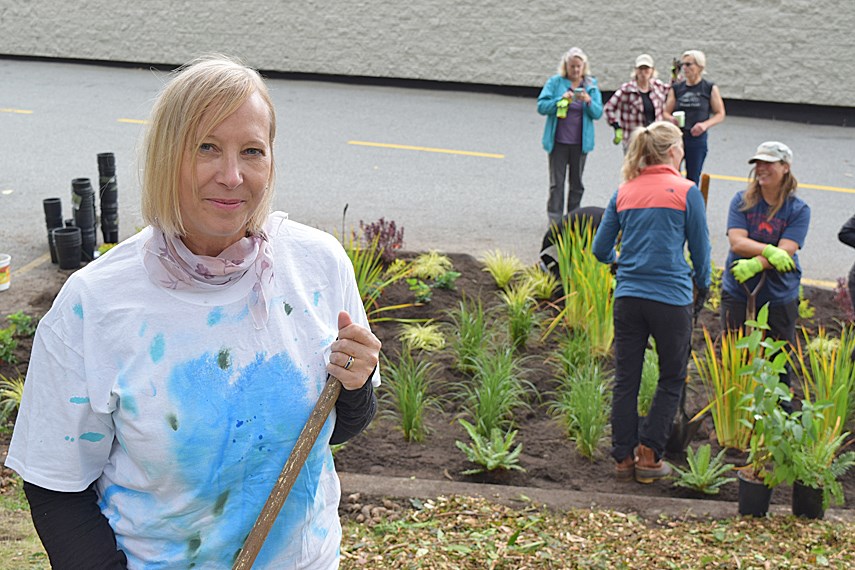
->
[611,297,692,462]
[682,136,708,186]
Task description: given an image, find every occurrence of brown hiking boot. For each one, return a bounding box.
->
[615,455,635,481]
[634,444,672,484]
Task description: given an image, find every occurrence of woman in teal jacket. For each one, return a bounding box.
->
[538,47,603,226]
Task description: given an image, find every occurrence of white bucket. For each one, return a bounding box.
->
[0,254,10,291]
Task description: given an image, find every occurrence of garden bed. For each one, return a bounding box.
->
[0,252,852,512]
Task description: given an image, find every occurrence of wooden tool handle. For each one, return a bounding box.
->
[232,374,342,569]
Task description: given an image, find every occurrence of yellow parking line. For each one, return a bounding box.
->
[802,277,837,290]
[348,140,504,159]
[11,253,51,277]
[0,108,33,114]
[708,173,855,194]
[118,118,149,124]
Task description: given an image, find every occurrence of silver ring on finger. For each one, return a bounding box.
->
[344,355,354,370]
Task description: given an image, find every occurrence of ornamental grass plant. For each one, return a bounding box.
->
[693,327,755,450]
[397,321,446,352]
[481,250,524,290]
[543,220,614,356]
[498,284,537,350]
[457,346,533,438]
[549,362,611,460]
[379,346,441,443]
[343,234,415,323]
[446,295,491,374]
[794,325,855,436]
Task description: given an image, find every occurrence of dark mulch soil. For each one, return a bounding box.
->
[333,252,855,509]
[1,253,852,511]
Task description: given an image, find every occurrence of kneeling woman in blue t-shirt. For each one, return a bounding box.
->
[721,141,811,387]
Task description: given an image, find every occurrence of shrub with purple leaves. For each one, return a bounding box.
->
[834,277,855,322]
[360,218,404,265]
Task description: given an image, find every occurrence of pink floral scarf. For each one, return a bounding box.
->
[142,229,274,329]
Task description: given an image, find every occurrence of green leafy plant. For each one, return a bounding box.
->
[549,362,611,460]
[0,327,17,365]
[6,311,37,337]
[693,327,756,450]
[97,242,118,257]
[498,285,537,350]
[738,305,792,485]
[432,270,461,290]
[765,403,855,509]
[670,444,736,495]
[459,347,533,437]
[518,266,558,301]
[481,250,524,290]
[398,322,446,352]
[705,262,723,311]
[0,373,25,422]
[380,347,441,442]
[407,278,433,303]
[793,326,855,436]
[455,419,525,475]
[638,344,659,417]
[447,296,490,373]
[798,286,815,320]
[410,251,453,280]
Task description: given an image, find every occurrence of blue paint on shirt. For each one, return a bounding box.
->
[150,334,165,363]
[73,304,84,319]
[207,307,224,327]
[98,350,334,566]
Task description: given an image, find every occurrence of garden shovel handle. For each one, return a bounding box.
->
[741,272,767,324]
[232,374,342,569]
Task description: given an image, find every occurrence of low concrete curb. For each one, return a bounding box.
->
[339,472,855,523]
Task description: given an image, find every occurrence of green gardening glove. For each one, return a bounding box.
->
[612,127,624,145]
[731,257,764,283]
[762,244,796,272]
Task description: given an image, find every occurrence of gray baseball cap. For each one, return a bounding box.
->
[749,141,793,164]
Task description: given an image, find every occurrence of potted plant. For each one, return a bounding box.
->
[736,306,792,517]
[767,403,855,519]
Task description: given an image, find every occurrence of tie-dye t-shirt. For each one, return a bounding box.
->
[6,213,377,569]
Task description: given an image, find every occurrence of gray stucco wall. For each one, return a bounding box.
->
[1,1,852,107]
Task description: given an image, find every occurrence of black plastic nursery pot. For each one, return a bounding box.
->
[792,481,825,519]
[53,226,82,270]
[737,470,774,517]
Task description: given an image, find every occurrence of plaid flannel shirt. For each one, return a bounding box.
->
[603,79,671,145]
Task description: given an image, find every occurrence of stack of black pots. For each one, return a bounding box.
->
[42,198,64,263]
[97,152,119,244]
[43,153,120,270]
[71,178,98,261]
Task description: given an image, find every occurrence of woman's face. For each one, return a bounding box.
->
[178,92,273,256]
[681,57,701,83]
[754,160,789,192]
[635,66,653,84]
[566,57,585,82]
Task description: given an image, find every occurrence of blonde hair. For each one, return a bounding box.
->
[621,121,683,182]
[141,55,277,237]
[681,50,706,72]
[740,167,799,220]
[558,47,591,78]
